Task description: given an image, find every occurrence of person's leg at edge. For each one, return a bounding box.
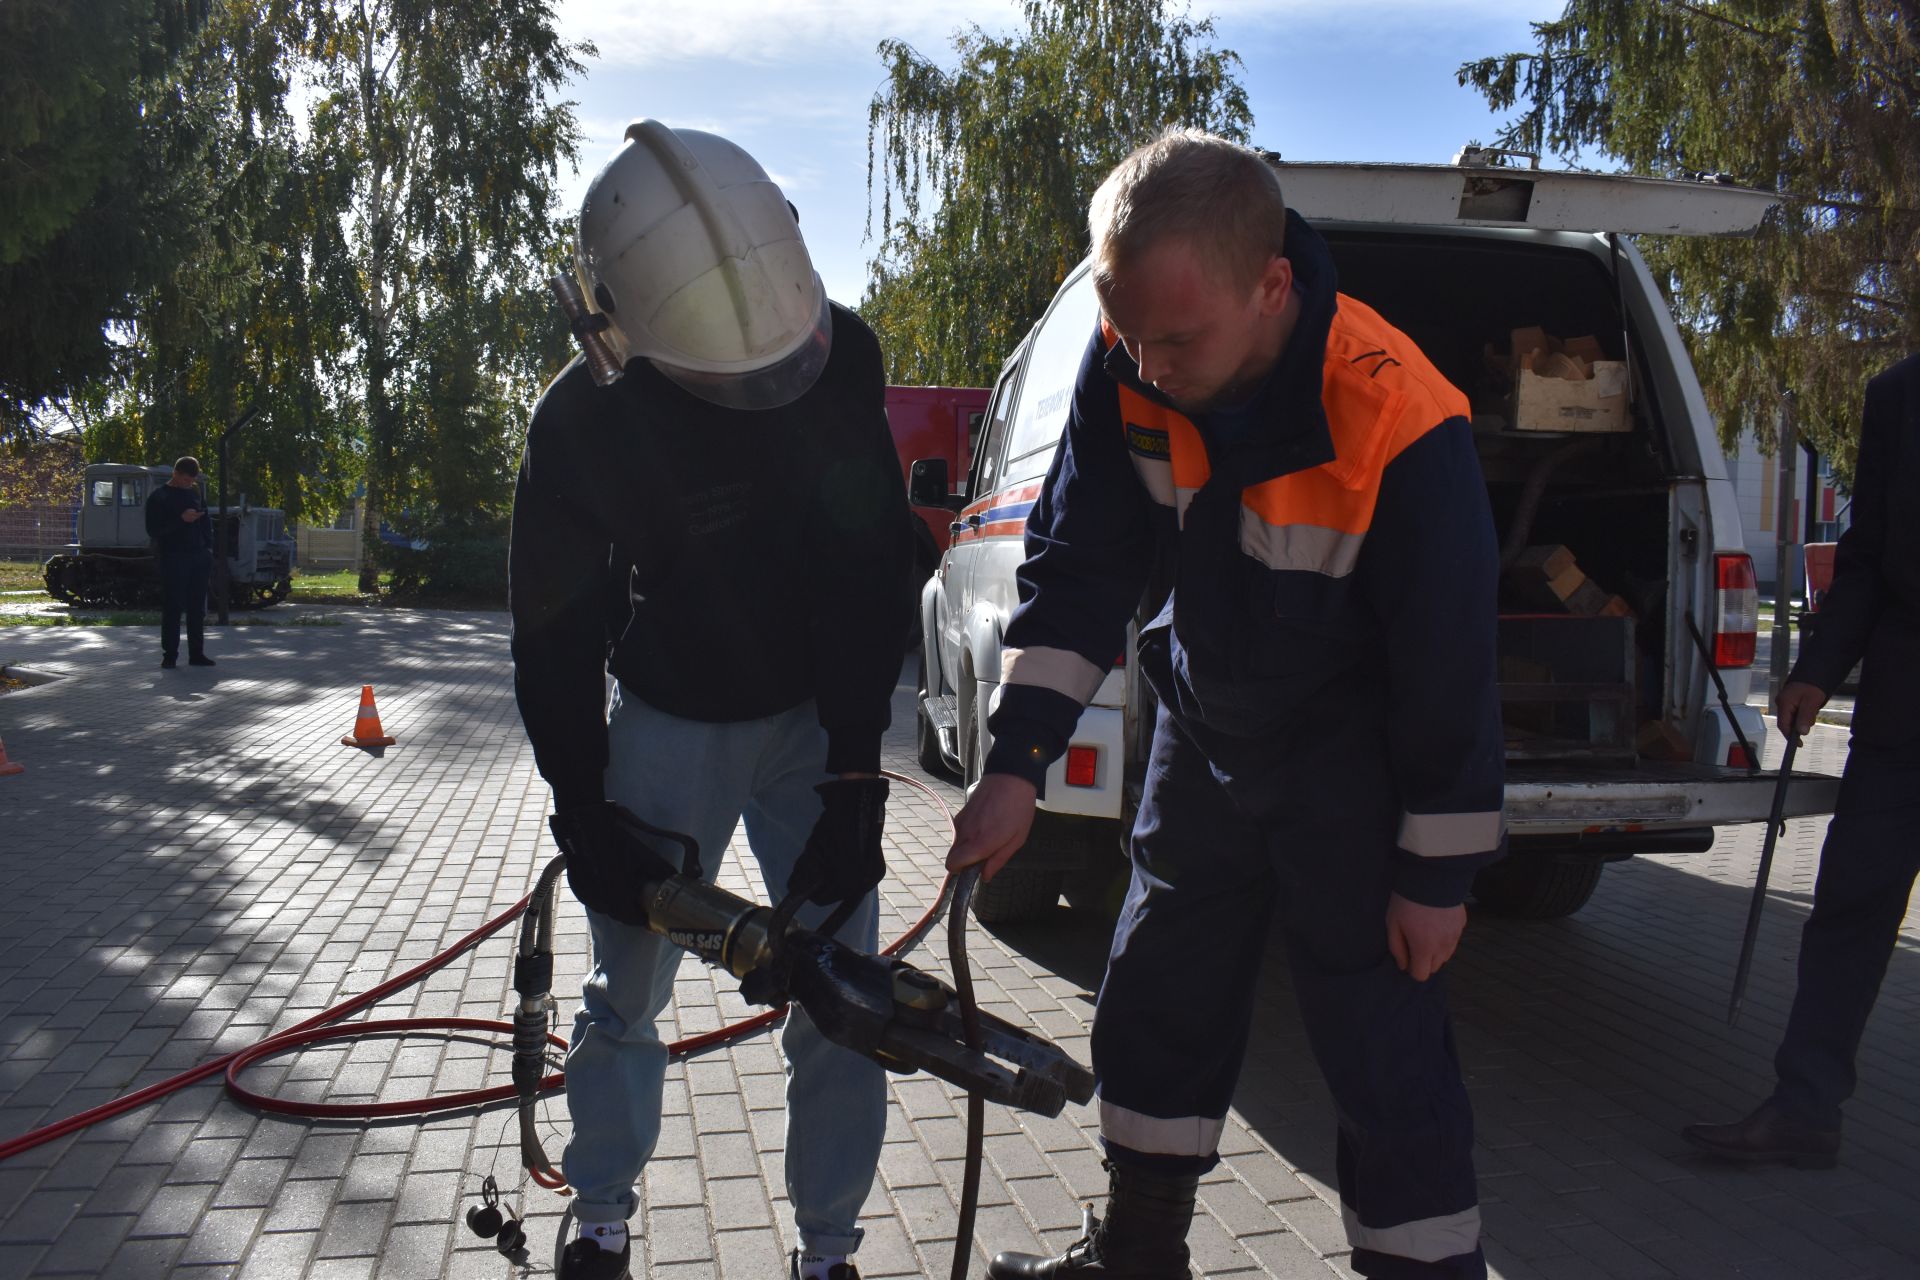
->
[1772,743,1920,1129]
[741,702,884,1274]
[159,554,185,662]
[185,550,211,660]
[989,708,1272,1278]
[561,686,765,1249]
[1277,793,1483,1280]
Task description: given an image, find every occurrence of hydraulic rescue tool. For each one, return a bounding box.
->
[504,815,1095,1193]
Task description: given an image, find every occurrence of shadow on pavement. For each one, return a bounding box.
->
[979,839,1920,1275]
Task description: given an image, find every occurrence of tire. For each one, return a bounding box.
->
[1470,856,1604,919]
[915,652,955,778]
[1062,838,1129,919]
[971,866,1065,924]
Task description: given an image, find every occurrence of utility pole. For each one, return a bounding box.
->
[214,405,259,627]
[1768,392,1798,710]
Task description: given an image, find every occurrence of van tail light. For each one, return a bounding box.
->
[1112,650,1126,669]
[1712,553,1758,668]
[1727,741,1755,769]
[1065,746,1099,788]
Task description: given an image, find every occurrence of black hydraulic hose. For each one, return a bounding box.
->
[514,854,569,1187]
[948,866,986,1280]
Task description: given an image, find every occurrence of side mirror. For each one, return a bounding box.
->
[908,458,953,508]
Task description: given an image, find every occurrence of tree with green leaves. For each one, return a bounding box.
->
[1460,1,1920,477]
[79,0,362,527]
[864,0,1251,386]
[294,0,589,590]
[0,0,227,436]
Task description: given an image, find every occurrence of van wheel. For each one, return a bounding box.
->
[916,652,955,778]
[1470,856,1604,919]
[972,866,1065,924]
[1062,848,1128,919]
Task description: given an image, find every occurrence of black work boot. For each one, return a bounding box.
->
[1682,1100,1840,1169]
[558,1231,631,1280]
[988,1161,1197,1278]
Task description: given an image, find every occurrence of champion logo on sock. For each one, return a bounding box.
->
[580,1220,628,1252]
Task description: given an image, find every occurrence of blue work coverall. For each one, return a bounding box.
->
[983,213,1506,1279]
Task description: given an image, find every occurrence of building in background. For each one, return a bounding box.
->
[1726,426,1852,596]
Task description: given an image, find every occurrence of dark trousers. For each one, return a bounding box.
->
[1093,709,1483,1279]
[159,550,211,660]
[1773,740,1920,1128]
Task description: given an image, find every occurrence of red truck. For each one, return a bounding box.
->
[885,385,990,585]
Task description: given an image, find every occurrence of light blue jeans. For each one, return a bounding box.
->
[563,685,884,1257]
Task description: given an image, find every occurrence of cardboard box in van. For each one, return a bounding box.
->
[1505,326,1631,432]
[1513,358,1631,433]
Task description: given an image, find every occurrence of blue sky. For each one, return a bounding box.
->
[551,1,1568,306]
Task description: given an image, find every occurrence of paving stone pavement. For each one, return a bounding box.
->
[0,610,1914,1279]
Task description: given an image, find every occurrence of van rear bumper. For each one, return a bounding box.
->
[1036,705,1125,821]
[1505,763,1841,836]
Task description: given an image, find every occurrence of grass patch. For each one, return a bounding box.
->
[0,559,50,592]
[0,611,158,627]
[289,568,387,603]
[0,608,339,627]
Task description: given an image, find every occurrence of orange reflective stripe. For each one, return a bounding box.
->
[1108,293,1469,570]
[1118,386,1210,519]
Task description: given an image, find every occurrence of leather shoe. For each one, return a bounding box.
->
[160,655,177,669]
[188,654,216,667]
[1682,1100,1840,1168]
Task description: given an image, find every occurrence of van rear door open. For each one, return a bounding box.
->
[1275,160,1778,236]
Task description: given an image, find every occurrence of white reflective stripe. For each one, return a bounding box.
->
[1398,810,1506,858]
[1341,1203,1481,1263]
[1239,508,1366,577]
[1002,645,1105,705]
[1098,1097,1225,1158]
[1175,487,1197,529]
[1128,454,1176,507]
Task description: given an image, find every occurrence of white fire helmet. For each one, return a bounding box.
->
[572,120,832,410]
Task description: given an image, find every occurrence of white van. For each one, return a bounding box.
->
[912,154,1842,923]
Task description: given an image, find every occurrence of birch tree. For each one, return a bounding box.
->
[864,0,1252,386]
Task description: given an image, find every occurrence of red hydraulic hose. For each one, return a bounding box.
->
[0,769,958,1160]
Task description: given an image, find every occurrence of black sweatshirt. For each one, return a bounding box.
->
[509,303,914,812]
[144,482,211,554]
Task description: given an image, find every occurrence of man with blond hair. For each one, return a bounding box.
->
[948,130,1505,1279]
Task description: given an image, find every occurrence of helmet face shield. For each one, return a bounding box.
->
[649,289,833,411]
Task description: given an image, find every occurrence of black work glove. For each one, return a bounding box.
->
[790,777,889,907]
[549,802,678,927]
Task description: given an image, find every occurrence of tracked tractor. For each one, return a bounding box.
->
[43,463,295,609]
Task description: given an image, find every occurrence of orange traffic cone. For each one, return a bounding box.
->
[0,738,22,777]
[341,685,397,748]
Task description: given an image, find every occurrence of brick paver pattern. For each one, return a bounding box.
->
[0,612,1914,1278]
